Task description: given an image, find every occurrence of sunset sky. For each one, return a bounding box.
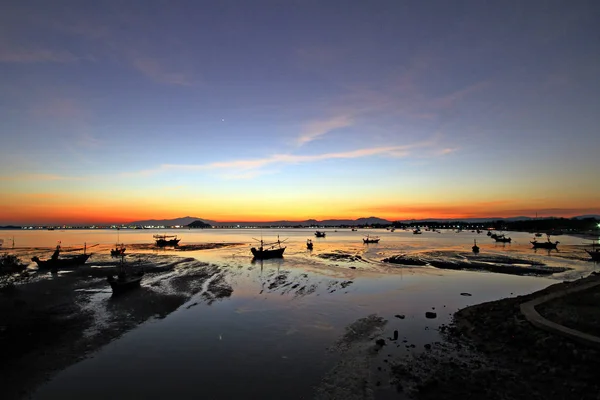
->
[1,1,599,224]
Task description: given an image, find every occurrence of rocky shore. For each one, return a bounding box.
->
[389,273,600,400]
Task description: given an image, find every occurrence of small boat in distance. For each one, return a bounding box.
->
[111,243,126,257]
[154,235,181,247]
[315,231,326,238]
[413,228,422,234]
[306,239,313,250]
[494,235,512,243]
[531,236,559,250]
[534,233,543,237]
[351,228,357,231]
[363,235,380,244]
[250,236,287,259]
[472,239,480,253]
[31,244,91,270]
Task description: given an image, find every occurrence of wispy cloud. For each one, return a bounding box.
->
[297,115,353,146]
[0,173,83,182]
[130,56,199,87]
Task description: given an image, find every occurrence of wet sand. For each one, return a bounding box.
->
[0,253,231,400]
[0,236,591,399]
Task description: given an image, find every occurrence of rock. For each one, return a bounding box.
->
[460,292,472,296]
[393,330,398,340]
[395,314,405,319]
[425,312,437,319]
[376,339,386,346]
[349,266,356,270]
[425,343,432,350]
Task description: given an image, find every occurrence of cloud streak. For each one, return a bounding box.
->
[296,115,353,145]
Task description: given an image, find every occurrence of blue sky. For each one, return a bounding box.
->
[0,0,599,223]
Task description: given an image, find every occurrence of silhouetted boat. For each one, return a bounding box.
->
[534,233,543,237]
[494,235,512,243]
[472,240,480,253]
[315,231,326,238]
[251,236,286,259]
[363,235,380,244]
[31,244,91,270]
[154,234,181,247]
[306,239,313,250]
[107,257,143,295]
[413,228,422,234]
[586,248,600,261]
[351,228,357,231]
[111,244,126,257]
[531,239,559,249]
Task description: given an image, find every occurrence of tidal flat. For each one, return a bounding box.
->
[0,229,598,399]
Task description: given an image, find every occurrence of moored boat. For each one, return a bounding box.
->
[31,244,91,270]
[107,273,143,294]
[315,231,326,238]
[472,239,480,253]
[586,249,600,261]
[531,239,559,249]
[251,236,287,259]
[111,244,126,257]
[494,235,512,243]
[363,235,380,244]
[154,234,181,247]
[306,239,313,250]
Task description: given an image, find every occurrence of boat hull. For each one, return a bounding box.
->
[32,254,90,270]
[363,239,380,244]
[585,250,600,261]
[107,274,143,294]
[251,247,286,259]
[531,241,558,249]
[155,239,180,247]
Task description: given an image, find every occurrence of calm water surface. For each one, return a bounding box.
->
[2,229,595,399]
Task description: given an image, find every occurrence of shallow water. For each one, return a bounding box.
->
[5,229,596,399]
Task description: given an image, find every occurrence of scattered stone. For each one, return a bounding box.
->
[393,330,399,340]
[395,314,405,319]
[425,312,437,319]
[424,344,431,350]
[460,292,472,296]
[376,338,386,347]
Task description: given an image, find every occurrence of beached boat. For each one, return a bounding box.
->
[351,228,357,231]
[107,273,143,294]
[306,239,313,250]
[315,231,326,238]
[413,228,422,234]
[494,236,512,243]
[31,244,91,270]
[250,236,287,259]
[534,233,543,237]
[111,244,126,257]
[472,239,480,253]
[586,248,600,261]
[531,239,559,250]
[363,235,380,244]
[154,234,181,247]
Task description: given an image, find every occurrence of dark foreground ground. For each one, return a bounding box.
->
[389,273,600,400]
[0,254,232,400]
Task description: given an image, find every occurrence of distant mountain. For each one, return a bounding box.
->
[128,216,216,226]
[212,216,391,227]
[573,215,600,220]
[188,220,212,228]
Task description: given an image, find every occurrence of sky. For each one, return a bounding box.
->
[1,0,599,224]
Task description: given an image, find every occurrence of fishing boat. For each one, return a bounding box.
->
[494,235,512,243]
[363,235,380,244]
[31,244,91,270]
[531,237,559,250]
[351,228,357,231]
[315,231,326,238]
[306,239,313,250]
[472,239,480,253]
[111,244,126,257]
[154,234,181,247]
[586,248,600,261]
[250,236,287,259]
[413,228,422,234]
[107,257,143,295]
